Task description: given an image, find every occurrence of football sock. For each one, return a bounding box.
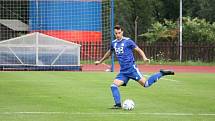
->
[144,72,163,87]
[110,84,121,105]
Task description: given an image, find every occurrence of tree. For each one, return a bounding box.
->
[114,0,154,40]
[152,0,180,21]
[183,0,215,22]
[114,0,215,41]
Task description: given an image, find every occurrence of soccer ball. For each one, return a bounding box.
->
[122,99,135,110]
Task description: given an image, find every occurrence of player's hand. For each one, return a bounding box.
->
[144,58,150,63]
[94,61,101,65]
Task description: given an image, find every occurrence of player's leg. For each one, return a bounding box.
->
[110,73,128,108]
[128,68,147,87]
[126,67,147,86]
[127,65,147,87]
[111,79,124,108]
[143,69,174,88]
[137,76,147,86]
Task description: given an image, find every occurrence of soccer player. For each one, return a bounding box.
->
[95,25,174,109]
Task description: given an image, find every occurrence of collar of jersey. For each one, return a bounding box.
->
[116,36,124,42]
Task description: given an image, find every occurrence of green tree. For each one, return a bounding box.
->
[151,0,180,21]
[114,0,154,40]
[140,17,215,43]
[183,17,215,42]
[114,0,215,42]
[183,0,215,22]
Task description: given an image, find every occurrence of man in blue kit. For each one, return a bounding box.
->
[95,25,174,109]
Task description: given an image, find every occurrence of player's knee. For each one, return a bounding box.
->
[138,78,146,87]
[110,83,118,88]
[113,79,124,86]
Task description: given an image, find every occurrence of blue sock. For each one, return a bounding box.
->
[110,84,121,105]
[144,72,163,87]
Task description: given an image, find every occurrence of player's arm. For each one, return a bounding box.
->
[94,49,111,65]
[134,47,150,63]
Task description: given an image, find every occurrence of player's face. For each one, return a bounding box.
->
[114,29,123,40]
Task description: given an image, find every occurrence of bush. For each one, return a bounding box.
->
[141,17,215,43]
[183,17,215,42]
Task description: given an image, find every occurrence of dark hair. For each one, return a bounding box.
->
[114,25,123,31]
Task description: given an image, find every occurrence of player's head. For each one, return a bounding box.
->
[114,25,123,40]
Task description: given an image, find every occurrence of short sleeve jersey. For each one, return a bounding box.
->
[111,37,137,72]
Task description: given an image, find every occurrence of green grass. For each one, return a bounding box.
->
[0,72,215,121]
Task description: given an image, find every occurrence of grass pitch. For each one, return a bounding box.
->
[0,71,215,121]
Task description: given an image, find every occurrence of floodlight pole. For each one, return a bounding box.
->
[179,0,183,62]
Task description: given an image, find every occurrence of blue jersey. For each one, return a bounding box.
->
[111,37,137,73]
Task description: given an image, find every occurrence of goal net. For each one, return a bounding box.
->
[0,0,112,71]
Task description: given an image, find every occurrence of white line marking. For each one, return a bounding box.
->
[160,77,179,82]
[1,112,215,116]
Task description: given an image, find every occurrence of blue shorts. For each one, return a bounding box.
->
[115,65,143,86]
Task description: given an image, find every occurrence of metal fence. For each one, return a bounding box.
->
[136,41,215,62]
